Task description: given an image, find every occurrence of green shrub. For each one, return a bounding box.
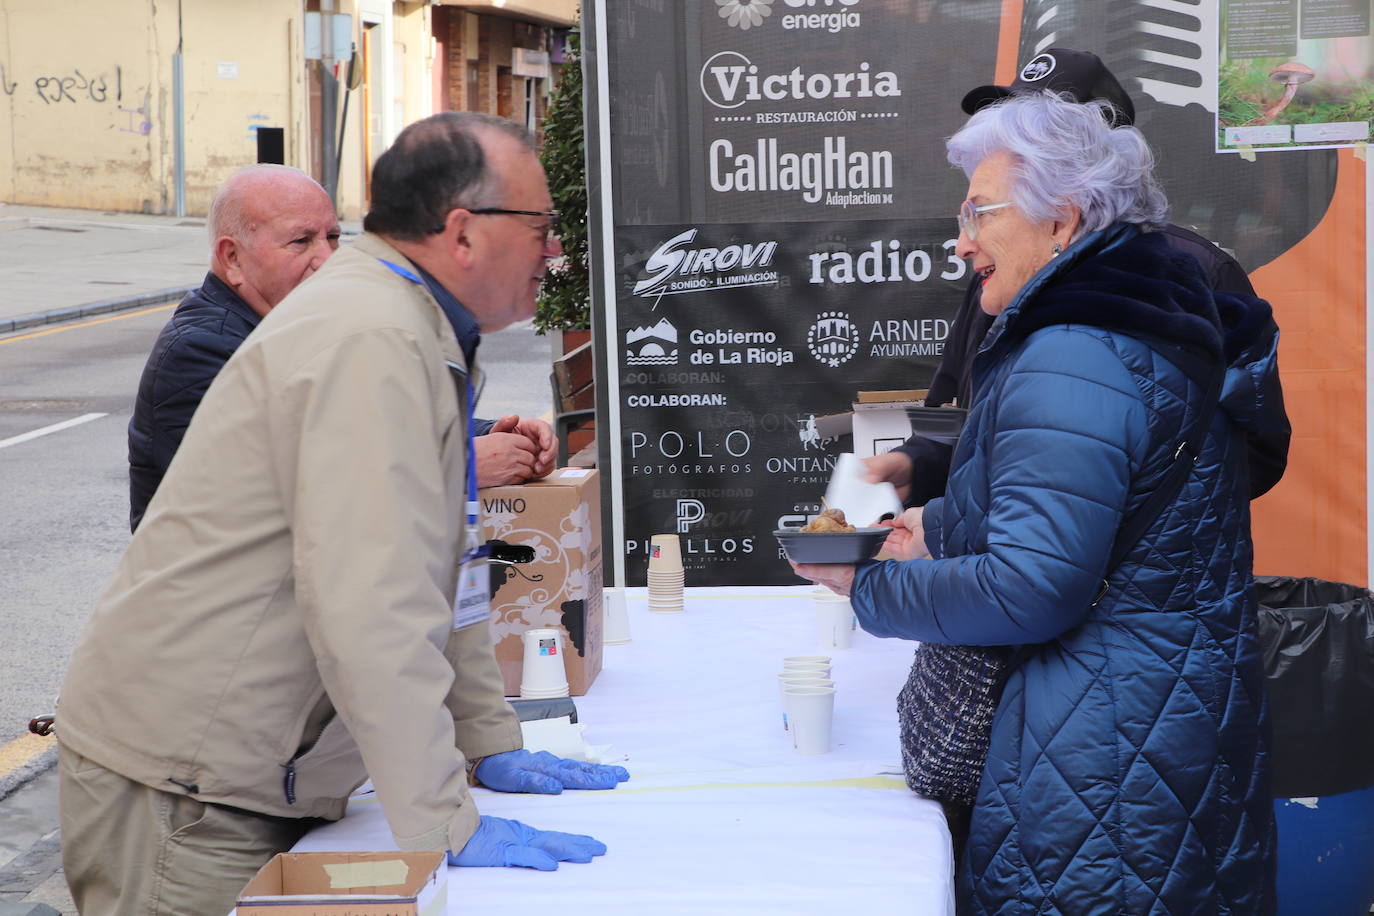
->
[536,25,590,333]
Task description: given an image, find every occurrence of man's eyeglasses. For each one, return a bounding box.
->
[957,200,1013,242]
[431,208,560,242]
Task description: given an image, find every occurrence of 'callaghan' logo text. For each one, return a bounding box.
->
[709,136,893,206]
[699,51,900,109]
[632,228,779,301]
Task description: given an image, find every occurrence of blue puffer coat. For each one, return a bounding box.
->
[852,224,1280,914]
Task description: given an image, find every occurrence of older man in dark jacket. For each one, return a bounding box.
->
[127,165,340,530]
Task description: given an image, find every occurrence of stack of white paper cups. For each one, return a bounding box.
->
[778,656,832,732]
[813,590,855,650]
[603,586,632,645]
[519,627,569,699]
[646,534,684,612]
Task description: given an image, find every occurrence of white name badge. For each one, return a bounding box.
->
[453,503,490,630]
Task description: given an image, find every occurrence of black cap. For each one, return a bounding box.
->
[961,48,1136,127]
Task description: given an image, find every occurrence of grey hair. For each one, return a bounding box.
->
[207,164,323,246]
[363,112,537,240]
[947,92,1168,240]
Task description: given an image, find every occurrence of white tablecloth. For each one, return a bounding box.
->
[289,586,954,914]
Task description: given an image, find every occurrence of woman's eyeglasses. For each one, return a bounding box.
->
[957,200,1013,241]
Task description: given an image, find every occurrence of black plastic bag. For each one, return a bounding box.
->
[1256,576,1374,798]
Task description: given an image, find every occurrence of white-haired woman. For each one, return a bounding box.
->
[794,93,1283,913]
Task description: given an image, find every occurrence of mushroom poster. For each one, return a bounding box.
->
[583,0,1370,588]
[1219,0,1373,152]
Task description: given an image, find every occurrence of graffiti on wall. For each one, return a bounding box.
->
[33,68,113,104]
[0,60,154,137]
[119,92,153,136]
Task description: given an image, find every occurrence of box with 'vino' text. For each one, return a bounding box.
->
[480,468,603,697]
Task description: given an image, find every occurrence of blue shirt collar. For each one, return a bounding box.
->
[413,263,481,366]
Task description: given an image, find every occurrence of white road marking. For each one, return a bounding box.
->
[0,412,107,450]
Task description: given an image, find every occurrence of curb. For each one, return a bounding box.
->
[0,286,196,335]
[0,747,55,806]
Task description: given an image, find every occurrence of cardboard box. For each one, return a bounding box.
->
[816,390,965,458]
[852,400,927,458]
[480,468,603,697]
[856,388,928,404]
[237,851,446,916]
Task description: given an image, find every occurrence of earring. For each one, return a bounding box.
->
[1051,242,1063,256]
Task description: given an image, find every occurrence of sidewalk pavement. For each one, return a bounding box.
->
[0,204,210,332]
[0,203,362,332]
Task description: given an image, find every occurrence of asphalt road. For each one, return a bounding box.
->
[0,306,163,758]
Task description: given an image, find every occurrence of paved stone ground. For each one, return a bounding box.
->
[0,771,67,914]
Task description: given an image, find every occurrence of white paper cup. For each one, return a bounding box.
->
[785,686,836,755]
[814,596,854,650]
[603,587,631,645]
[777,674,834,730]
[519,628,569,698]
[782,662,831,677]
[782,656,831,666]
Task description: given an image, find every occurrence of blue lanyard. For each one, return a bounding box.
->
[377,257,479,518]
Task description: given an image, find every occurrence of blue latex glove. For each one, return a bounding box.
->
[473,749,630,794]
[448,815,607,871]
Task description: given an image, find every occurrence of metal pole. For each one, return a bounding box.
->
[173,52,185,217]
[320,0,338,204]
[335,45,356,189]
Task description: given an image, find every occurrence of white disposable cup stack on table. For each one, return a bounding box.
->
[603,586,632,644]
[519,627,569,699]
[782,655,831,678]
[647,534,685,612]
[814,592,855,650]
[777,672,834,730]
[785,686,837,755]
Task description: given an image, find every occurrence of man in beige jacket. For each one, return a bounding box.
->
[57,112,627,916]
[129,164,558,532]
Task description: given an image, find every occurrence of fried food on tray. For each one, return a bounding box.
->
[800,508,856,533]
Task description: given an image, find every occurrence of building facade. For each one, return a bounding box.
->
[0,0,576,219]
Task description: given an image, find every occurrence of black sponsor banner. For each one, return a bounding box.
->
[616,219,963,585]
[589,0,1342,585]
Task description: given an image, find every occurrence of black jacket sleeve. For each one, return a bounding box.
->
[890,280,988,508]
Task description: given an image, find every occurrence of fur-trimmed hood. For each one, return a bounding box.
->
[987,222,1223,361]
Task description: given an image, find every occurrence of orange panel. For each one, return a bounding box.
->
[994,0,1025,85]
[1250,148,1367,586]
